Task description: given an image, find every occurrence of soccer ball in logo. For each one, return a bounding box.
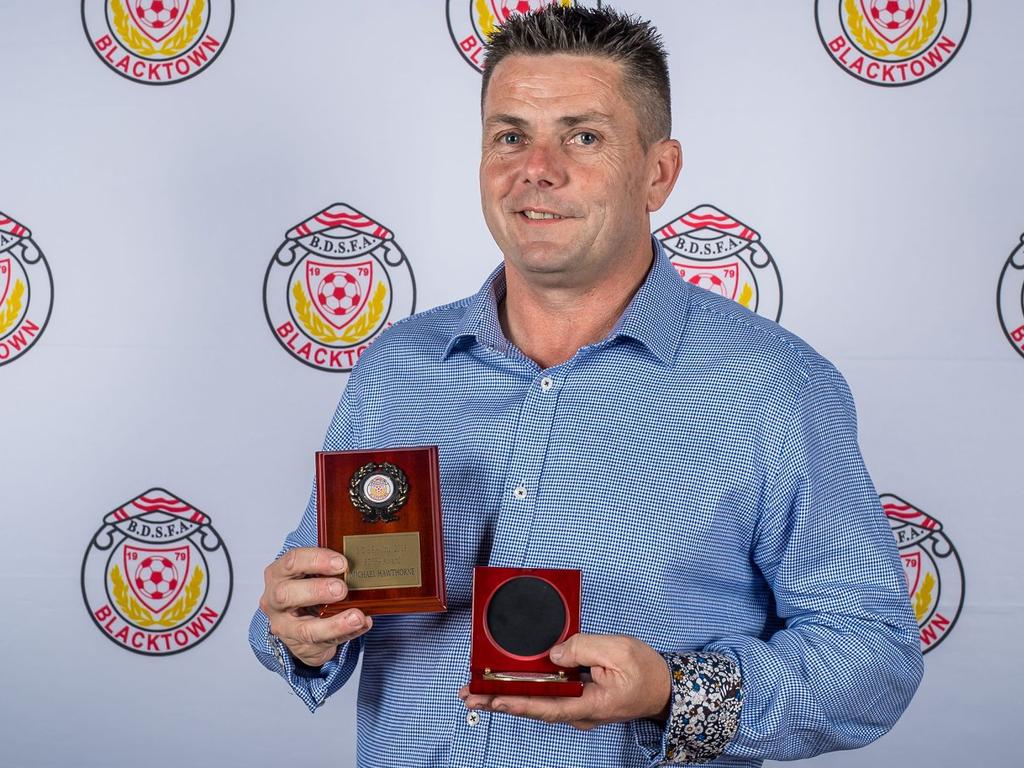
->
[870,0,916,30]
[135,556,179,600]
[500,0,550,21]
[135,0,181,29]
[689,272,728,297]
[364,475,394,504]
[317,271,362,317]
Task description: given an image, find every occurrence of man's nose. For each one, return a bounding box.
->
[520,142,567,189]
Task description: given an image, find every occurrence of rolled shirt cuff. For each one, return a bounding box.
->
[662,651,744,764]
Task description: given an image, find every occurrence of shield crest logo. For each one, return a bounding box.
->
[485,0,557,22]
[305,259,374,331]
[0,211,53,367]
[656,204,783,321]
[264,202,417,372]
[997,233,1024,360]
[123,544,190,613]
[82,487,233,655]
[126,0,191,44]
[901,550,922,596]
[882,493,965,653]
[859,0,926,44]
[671,261,740,300]
[0,258,10,307]
[446,0,600,73]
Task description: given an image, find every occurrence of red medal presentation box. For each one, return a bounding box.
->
[470,566,583,697]
[316,446,446,617]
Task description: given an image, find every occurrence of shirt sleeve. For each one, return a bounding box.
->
[699,359,924,761]
[247,386,366,713]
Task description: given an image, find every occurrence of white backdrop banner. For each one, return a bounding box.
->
[1,2,1020,766]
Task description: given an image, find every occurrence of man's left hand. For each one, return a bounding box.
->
[458,633,671,731]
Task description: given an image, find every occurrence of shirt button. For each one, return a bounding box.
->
[271,637,285,669]
[466,711,481,727]
[540,376,554,392]
[513,486,528,500]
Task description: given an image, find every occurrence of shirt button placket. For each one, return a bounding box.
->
[449,709,489,767]
[489,373,562,566]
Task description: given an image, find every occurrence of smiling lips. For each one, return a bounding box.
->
[519,208,571,221]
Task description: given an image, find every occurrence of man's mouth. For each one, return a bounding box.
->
[519,208,567,220]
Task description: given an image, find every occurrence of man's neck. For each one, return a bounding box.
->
[498,246,654,370]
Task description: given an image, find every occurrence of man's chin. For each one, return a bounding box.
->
[502,250,596,291]
[505,244,578,274]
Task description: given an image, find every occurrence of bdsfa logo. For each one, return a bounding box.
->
[997,233,1024,360]
[82,489,232,655]
[446,1,601,72]
[656,204,783,321]
[0,211,53,366]
[82,0,234,85]
[883,493,964,653]
[264,203,416,372]
[816,0,970,86]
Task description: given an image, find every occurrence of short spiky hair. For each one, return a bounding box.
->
[481,5,671,146]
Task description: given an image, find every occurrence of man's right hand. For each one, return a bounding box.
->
[259,546,372,667]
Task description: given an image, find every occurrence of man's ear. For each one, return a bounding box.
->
[646,139,683,213]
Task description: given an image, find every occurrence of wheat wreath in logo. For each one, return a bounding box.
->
[81,489,232,655]
[883,493,964,653]
[815,0,970,86]
[0,211,53,367]
[997,233,1024,360]
[264,203,416,373]
[82,0,234,85]
[446,0,602,72]
[655,205,783,321]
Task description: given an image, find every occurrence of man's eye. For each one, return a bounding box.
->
[572,132,598,146]
[500,133,522,145]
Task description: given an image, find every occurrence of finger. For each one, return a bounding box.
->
[289,609,371,646]
[549,633,623,668]
[472,693,594,725]
[493,694,591,724]
[267,575,349,612]
[461,693,495,709]
[268,547,347,582]
[311,610,371,644]
[289,613,373,667]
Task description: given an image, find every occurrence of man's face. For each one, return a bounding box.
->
[480,53,658,288]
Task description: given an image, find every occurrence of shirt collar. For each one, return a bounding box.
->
[443,264,510,358]
[608,238,689,366]
[442,238,689,366]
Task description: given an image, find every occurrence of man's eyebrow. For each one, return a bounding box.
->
[558,111,613,127]
[483,111,614,131]
[484,114,529,130]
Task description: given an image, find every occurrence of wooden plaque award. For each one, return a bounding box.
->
[316,446,446,617]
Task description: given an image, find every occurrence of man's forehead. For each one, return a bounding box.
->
[483,53,627,114]
[487,53,624,92]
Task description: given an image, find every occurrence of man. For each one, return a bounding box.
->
[250,7,922,767]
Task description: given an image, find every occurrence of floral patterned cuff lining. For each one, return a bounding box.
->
[661,651,744,764]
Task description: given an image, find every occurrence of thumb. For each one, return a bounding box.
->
[549,633,618,668]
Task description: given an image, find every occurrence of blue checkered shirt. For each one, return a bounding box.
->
[250,241,923,767]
